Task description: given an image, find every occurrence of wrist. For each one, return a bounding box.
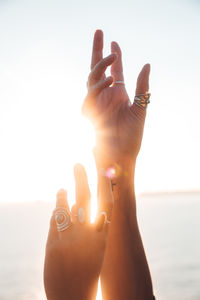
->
[111,161,136,214]
[94,147,136,215]
[93,146,136,175]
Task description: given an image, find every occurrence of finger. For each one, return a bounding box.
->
[95,213,106,232]
[131,64,150,115]
[91,29,103,70]
[135,63,150,95]
[46,213,58,245]
[82,76,113,119]
[97,172,113,222]
[88,76,113,97]
[74,164,91,224]
[47,189,69,244]
[111,41,124,82]
[88,54,116,87]
[71,204,78,224]
[56,189,69,211]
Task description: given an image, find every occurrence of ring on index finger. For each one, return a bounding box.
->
[54,207,72,232]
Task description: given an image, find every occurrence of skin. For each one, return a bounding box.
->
[83,30,150,163]
[83,30,154,300]
[44,164,113,300]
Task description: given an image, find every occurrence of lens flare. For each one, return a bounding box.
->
[105,167,116,179]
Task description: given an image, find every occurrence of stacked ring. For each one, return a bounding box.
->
[134,93,151,109]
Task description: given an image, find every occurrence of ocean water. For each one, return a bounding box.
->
[0,192,200,300]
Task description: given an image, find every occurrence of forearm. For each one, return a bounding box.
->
[114,160,153,299]
[101,192,138,300]
[45,277,98,300]
[99,158,153,300]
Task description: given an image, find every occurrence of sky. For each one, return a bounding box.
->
[0,0,200,205]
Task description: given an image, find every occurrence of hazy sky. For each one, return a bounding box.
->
[0,0,200,204]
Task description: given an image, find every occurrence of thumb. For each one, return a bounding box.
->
[135,63,150,95]
[131,64,151,117]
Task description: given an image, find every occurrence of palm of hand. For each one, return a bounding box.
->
[94,84,145,162]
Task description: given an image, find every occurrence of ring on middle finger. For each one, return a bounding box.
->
[78,207,85,224]
[113,80,125,85]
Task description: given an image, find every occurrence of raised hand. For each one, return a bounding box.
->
[82,30,150,165]
[44,164,113,300]
[83,31,154,300]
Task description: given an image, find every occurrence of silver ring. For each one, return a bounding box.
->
[134,93,151,109]
[113,80,125,85]
[78,207,85,224]
[99,211,111,225]
[54,207,72,232]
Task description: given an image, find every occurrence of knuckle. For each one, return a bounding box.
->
[96,58,107,71]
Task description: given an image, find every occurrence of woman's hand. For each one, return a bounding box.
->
[83,31,154,300]
[82,30,150,165]
[44,164,113,300]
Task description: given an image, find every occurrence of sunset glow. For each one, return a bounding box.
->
[1,0,200,207]
[1,1,200,300]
